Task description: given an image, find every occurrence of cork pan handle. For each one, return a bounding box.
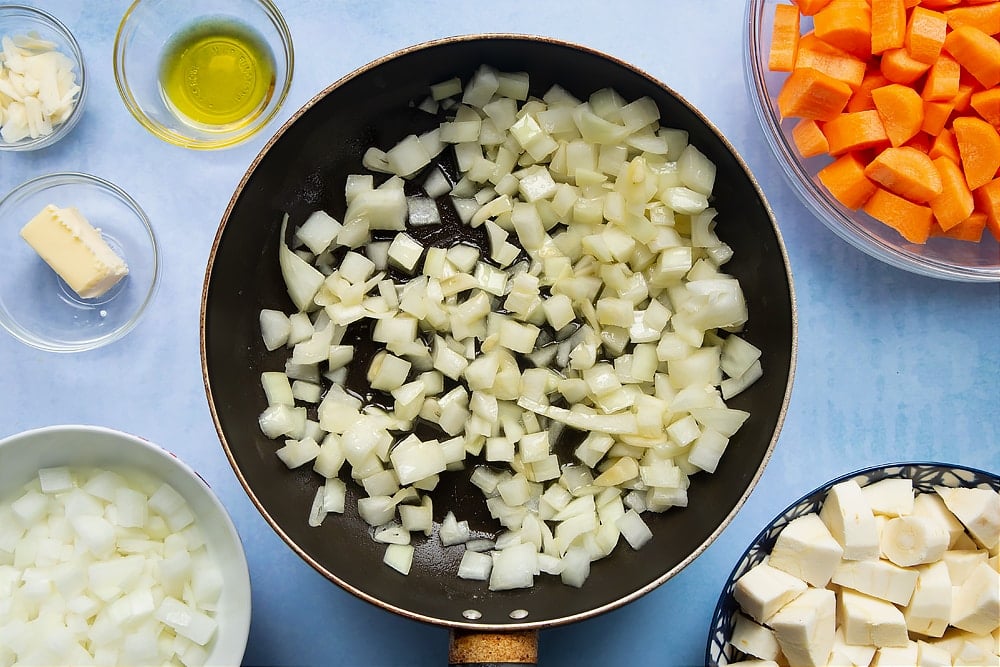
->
[448,629,539,666]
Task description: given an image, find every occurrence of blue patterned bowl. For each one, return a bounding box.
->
[706,462,1000,666]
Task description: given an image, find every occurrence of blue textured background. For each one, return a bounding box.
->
[1,2,997,665]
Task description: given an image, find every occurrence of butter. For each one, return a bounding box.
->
[20,204,129,299]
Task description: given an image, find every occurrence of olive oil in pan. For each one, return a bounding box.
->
[158,19,275,129]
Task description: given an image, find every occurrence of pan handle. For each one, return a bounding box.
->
[448,629,538,666]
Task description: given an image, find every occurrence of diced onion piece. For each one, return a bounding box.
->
[616,509,653,549]
[489,542,538,591]
[383,544,415,575]
[458,550,493,580]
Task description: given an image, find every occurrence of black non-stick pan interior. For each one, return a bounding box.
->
[202,35,795,631]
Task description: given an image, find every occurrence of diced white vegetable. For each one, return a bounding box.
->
[0,466,223,661]
[615,509,653,549]
[294,210,341,255]
[38,466,73,493]
[458,550,492,581]
[383,543,415,575]
[256,69,771,595]
[439,510,471,546]
[387,233,424,273]
[259,309,291,351]
[489,542,537,591]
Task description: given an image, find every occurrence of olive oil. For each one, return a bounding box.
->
[158,19,275,129]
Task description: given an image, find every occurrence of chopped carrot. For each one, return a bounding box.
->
[975,177,1000,240]
[795,33,868,87]
[905,7,949,64]
[930,212,987,242]
[929,155,976,229]
[908,132,934,154]
[921,54,961,101]
[777,67,854,120]
[943,3,1000,37]
[943,25,1000,88]
[921,100,955,135]
[770,4,802,72]
[918,0,962,10]
[818,152,879,208]
[792,118,830,157]
[847,70,892,112]
[880,47,932,84]
[930,126,962,162]
[814,0,872,57]
[864,146,944,202]
[970,88,1000,127]
[952,82,976,112]
[871,0,907,54]
[765,0,1000,246]
[863,187,935,243]
[871,83,924,146]
[823,109,890,154]
[792,0,835,17]
[952,115,1000,189]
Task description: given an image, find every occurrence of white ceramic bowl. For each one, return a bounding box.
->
[0,425,251,666]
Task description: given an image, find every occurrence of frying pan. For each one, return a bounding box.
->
[201,34,797,664]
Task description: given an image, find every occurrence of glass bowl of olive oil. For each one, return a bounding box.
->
[113,0,293,150]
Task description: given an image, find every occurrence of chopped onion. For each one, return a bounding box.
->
[0,467,221,665]
[257,68,763,592]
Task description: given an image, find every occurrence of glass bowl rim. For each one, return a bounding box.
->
[0,3,88,152]
[0,171,160,352]
[111,0,295,150]
[743,0,1000,283]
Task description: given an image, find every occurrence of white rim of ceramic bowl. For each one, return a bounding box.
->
[0,4,88,152]
[0,424,252,665]
[112,0,294,150]
[0,172,160,352]
[744,0,1000,283]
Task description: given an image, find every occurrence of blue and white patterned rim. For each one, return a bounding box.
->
[705,462,1000,666]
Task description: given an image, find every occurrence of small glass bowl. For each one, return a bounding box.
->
[0,5,87,151]
[705,462,1000,665]
[745,0,1000,282]
[0,172,159,352]
[113,0,294,150]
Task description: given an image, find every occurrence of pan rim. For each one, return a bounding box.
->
[200,32,799,632]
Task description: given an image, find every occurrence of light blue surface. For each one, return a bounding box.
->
[1,2,997,666]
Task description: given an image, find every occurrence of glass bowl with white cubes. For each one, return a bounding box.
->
[706,462,1000,667]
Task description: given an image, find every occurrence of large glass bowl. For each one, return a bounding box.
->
[0,5,87,152]
[0,172,159,352]
[113,0,293,150]
[746,0,1000,282]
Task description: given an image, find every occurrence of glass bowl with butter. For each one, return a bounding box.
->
[113,0,293,150]
[0,5,87,151]
[0,172,159,352]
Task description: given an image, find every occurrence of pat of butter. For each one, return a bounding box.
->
[20,204,129,299]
